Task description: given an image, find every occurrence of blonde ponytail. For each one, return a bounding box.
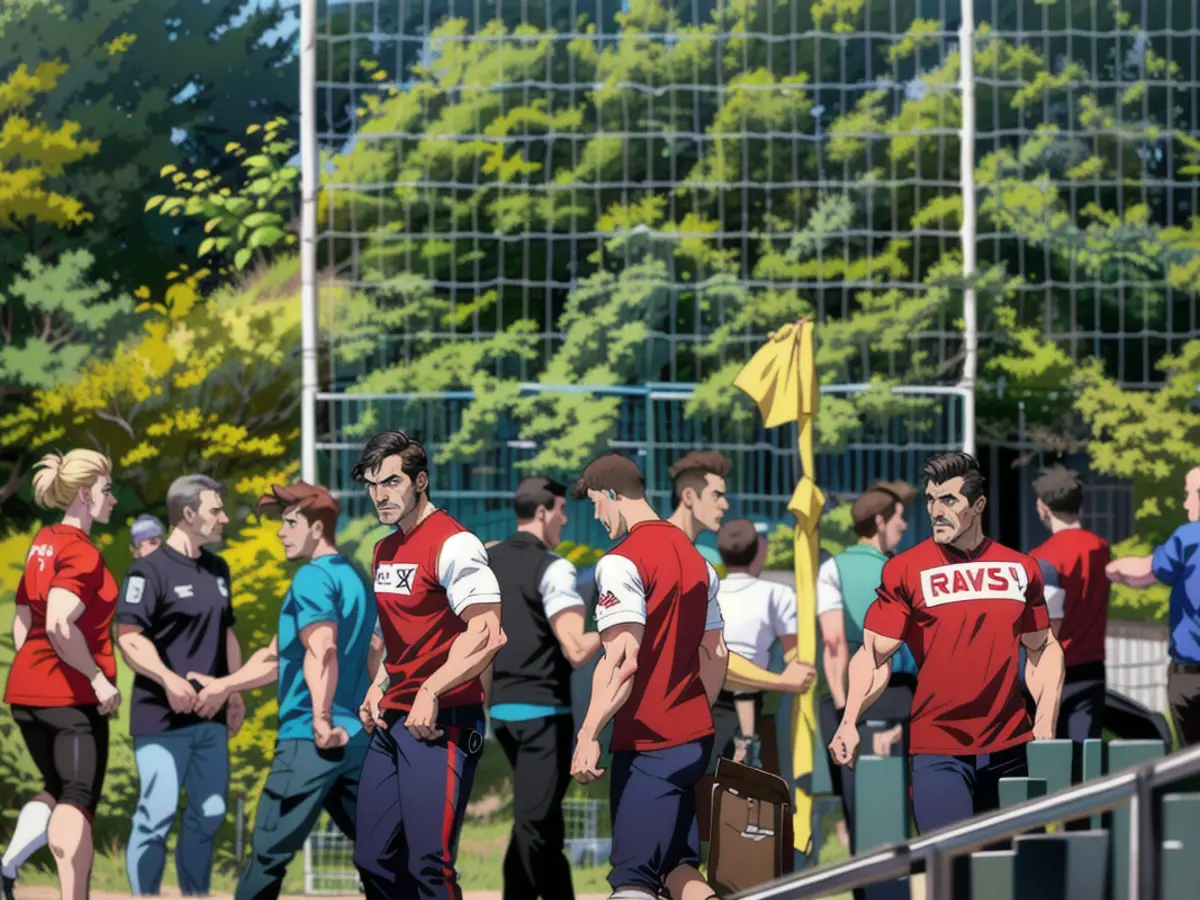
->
[31,450,113,511]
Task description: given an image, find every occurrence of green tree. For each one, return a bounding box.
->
[146,118,300,274]
[0,0,297,288]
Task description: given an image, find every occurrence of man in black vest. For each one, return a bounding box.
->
[489,476,602,900]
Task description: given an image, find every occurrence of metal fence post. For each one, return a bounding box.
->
[304,835,314,894]
[235,795,244,867]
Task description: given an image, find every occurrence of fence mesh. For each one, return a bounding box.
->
[312,0,1197,539]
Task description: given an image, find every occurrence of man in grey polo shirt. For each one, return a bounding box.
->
[116,475,243,897]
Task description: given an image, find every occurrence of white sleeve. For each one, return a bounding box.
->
[704,561,724,632]
[540,557,586,620]
[1036,558,1067,620]
[437,531,502,615]
[593,555,647,631]
[771,584,798,638]
[815,557,844,616]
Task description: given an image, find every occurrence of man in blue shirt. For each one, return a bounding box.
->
[1108,466,1200,747]
[191,482,379,900]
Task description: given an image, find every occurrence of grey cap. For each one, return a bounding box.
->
[130,514,165,544]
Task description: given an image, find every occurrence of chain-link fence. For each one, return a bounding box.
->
[308,0,1199,529]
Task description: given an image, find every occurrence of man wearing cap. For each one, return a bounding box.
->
[192,482,379,900]
[817,481,918,854]
[130,515,165,560]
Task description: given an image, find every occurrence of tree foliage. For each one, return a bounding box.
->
[0,59,99,236]
[147,118,299,274]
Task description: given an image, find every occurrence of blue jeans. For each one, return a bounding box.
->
[127,723,230,896]
[910,743,1028,835]
[609,736,714,893]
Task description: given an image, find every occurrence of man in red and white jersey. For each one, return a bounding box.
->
[1029,465,1111,743]
[569,453,726,900]
[349,431,505,900]
[829,452,1065,834]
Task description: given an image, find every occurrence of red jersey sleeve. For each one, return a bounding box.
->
[51,538,102,599]
[864,555,912,642]
[15,574,29,606]
[1020,558,1051,633]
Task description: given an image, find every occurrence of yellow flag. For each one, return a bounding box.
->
[734,319,824,856]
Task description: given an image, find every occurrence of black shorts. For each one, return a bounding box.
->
[10,704,109,817]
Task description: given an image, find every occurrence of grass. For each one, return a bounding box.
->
[9,817,614,893]
[11,807,853,894]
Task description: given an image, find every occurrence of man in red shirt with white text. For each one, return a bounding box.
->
[351,431,506,900]
[570,453,726,900]
[830,452,1065,834]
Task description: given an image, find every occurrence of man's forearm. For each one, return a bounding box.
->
[700,647,729,706]
[1026,640,1065,731]
[118,633,175,686]
[48,622,101,682]
[841,646,891,723]
[725,653,789,691]
[304,644,339,730]
[226,629,243,672]
[823,646,849,709]
[581,652,636,739]
[222,645,280,693]
[421,616,504,698]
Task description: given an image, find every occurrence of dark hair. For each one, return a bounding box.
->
[571,453,646,500]
[668,451,731,506]
[717,518,760,568]
[1032,465,1084,515]
[350,431,428,494]
[513,476,567,520]
[922,452,986,503]
[257,482,340,541]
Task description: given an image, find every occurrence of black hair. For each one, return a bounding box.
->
[922,451,986,504]
[513,476,567,520]
[350,431,429,493]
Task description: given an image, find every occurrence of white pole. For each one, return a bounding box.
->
[300,0,319,484]
[958,1,978,459]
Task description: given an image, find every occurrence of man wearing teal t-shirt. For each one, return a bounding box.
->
[816,481,918,858]
[192,483,380,900]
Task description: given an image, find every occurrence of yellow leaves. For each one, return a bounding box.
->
[119,441,160,468]
[160,164,177,177]
[104,33,137,56]
[0,60,69,113]
[134,285,151,300]
[887,19,943,64]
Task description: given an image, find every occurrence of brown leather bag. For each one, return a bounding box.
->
[707,759,795,895]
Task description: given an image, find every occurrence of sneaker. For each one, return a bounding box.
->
[1,873,15,900]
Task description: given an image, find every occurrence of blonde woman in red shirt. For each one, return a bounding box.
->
[1,450,121,900]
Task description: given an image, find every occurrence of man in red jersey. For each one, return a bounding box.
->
[349,430,506,900]
[829,452,1065,835]
[569,453,726,900]
[1029,465,1111,742]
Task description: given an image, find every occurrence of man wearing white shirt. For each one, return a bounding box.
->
[713,519,803,767]
[488,477,601,900]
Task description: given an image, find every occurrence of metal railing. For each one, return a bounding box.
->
[731,743,1200,900]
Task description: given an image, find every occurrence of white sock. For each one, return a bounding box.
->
[0,800,52,878]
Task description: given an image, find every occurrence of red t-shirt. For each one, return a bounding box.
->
[593,520,725,752]
[4,525,118,707]
[372,510,501,713]
[1030,529,1110,669]
[864,537,1050,755]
